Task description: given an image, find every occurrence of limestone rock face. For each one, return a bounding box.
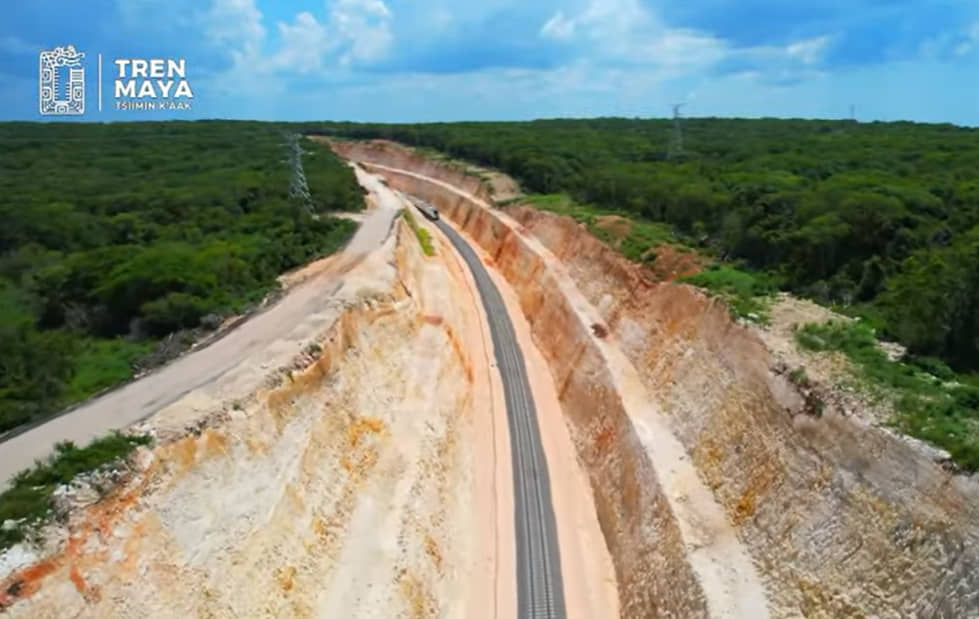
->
[336,138,979,619]
[0,223,485,618]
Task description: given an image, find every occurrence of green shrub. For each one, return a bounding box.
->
[402,209,435,256]
[301,137,366,212]
[789,367,810,387]
[522,193,678,264]
[680,266,775,322]
[907,355,956,381]
[0,432,152,550]
[141,292,211,335]
[796,320,979,470]
[61,338,154,404]
[416,228,434,256]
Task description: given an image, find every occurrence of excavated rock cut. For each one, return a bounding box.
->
[0,222,484,619]
[333,139,979,619]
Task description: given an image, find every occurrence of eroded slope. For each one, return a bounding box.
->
[0,222,484,618]
[334,139,979,618]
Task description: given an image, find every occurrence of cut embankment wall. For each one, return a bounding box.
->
[335,142,713,617]
[509,206,979,618]
[0,222,482,618]
[334,139,979,618]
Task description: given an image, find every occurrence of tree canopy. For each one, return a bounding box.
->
[0,121,362,433]
[313,117,979,371]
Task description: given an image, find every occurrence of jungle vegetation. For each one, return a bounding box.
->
[0,121,362,434]
[316,118,979,370]
[313,117,979,467]
[4,116,978,468]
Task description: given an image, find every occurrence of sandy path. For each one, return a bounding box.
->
[0,163,400,486]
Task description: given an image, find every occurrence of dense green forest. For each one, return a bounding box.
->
[3,117,977,467]
[313,117,979,468]
[315,118,979,371]
[0,121,363,434]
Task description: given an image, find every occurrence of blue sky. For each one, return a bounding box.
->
[1,0,978,124]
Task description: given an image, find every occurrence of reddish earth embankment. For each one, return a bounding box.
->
[332,139,979,618]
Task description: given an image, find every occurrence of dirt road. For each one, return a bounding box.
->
[0,163,401,486]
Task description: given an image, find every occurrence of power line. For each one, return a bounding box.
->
[286,133,314,214]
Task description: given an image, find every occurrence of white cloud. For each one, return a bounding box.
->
[330,0,394,66]
[786,35,830,65]
[537,0,844,91]
[540,11,575,40]
[204,0,266,57]
[198,0,395,96]
[540,0,725,73]
[575,0,650,41]
[540,0,643,44]
[204,0,393,71]
[954,20,979,56]
[539,0,840,85]
[918,19,979,59]
[267,12,332,73]
[634,30,727,69]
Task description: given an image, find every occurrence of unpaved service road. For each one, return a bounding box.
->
[0,164,401,485]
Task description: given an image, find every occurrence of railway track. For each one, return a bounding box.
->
[435,219,567,619]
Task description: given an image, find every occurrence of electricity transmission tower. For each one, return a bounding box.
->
[667,103,686,160]
[286,133,313,214]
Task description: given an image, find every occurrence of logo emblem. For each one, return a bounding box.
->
[39,45,85,116]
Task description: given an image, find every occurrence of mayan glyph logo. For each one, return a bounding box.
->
[39,45,85,116]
